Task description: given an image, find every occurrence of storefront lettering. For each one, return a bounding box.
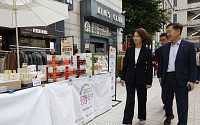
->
[33,28,48,35]
[97,6,111,19]
[113,14,123,24]
[97,6,123,24]
[91,22,111,37]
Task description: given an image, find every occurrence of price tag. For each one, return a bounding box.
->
[32,78,41,87]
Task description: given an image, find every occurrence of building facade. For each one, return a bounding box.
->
[64,0,124,53]
[173,0,200,45]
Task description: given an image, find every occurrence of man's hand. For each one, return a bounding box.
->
[159,78,162,85]
[121,80,125,87]
[187,82,195,91]
[146,85,151,89]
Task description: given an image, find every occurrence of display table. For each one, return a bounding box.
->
[0,74,112,125]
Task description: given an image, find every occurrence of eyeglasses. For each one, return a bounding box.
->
[159,39,165,42]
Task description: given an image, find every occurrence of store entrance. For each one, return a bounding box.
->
[90,42,104,53]
[90,37,108,54]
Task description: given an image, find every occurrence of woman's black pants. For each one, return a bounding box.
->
[122,83,147,124]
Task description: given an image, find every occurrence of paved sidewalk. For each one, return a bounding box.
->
[87,76,200,125]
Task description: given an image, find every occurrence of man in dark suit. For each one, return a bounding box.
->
[155,33,169,63]
[155,33,170,110]
[158,23,196,125]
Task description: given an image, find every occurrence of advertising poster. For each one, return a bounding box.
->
[109,46,116,96]
[61,36,74,56]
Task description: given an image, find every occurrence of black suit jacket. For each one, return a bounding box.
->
[155,46,162,64]
[158,39,197,87]
[121,45,153,85]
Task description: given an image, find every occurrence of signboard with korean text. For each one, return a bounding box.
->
[61,36,74,56]
[109,46,116,96]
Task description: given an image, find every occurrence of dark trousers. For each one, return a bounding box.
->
[196,66,200,81]
[123,83,147,124]
[163,73,188,125]
[161,85,165,105]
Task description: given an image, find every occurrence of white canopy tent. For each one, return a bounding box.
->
[0,0,69,68]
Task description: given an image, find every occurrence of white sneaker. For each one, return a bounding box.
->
[138,119,145,125]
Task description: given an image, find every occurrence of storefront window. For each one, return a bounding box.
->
[90,42,105,53]
[20,38,46,48]
[0,36,2,50]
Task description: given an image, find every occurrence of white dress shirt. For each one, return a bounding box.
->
[167,39,182,72]
[135,48,141,64]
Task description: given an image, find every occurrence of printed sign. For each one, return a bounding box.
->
[61,37,74,56]
[32,78,42,87]
[109,46,116,96]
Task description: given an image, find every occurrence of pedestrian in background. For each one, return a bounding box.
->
[158,23,196,125]
[155,33,172,114]
[121,28,153,125]
[196,47,200,83]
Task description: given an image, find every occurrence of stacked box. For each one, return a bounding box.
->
[77,54,86,77]
[86,53,93,76]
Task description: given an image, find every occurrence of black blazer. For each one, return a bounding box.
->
[158,39,197,87]
[121,45,153,85]
[155,46,162,64]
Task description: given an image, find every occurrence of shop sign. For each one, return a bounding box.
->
[33,28,48,35]
[113,14,123,24]
[20,27,56,39]
[61,36,74,56]
[97,6,123,24]
[92,22,111,36]
[84,21,91,32]
[80,0,125,28]
[97,6,111,19]
[84,21,112,37]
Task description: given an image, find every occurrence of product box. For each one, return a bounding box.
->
[0,74,4,82]
[27,65,36,72]
[38,65,47,74]
[0,80,21,93]
[63,55,72,65]
[21,77,46,88]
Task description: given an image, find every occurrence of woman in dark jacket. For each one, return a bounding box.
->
[121,28,153,125]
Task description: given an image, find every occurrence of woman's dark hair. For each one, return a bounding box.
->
[134,28,148,43]
[196,47,199,52]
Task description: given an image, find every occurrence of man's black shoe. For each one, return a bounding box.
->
[164,117,172,125]
[171,114,174,119]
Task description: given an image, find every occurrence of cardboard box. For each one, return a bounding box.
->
[0,80,21,92]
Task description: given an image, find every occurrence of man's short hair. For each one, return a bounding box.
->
[160,33,168,39]
[166,23,183,35]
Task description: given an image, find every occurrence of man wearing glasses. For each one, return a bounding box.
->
[155,33,172,117]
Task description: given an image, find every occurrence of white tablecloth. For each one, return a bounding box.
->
[0,74,112,125]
